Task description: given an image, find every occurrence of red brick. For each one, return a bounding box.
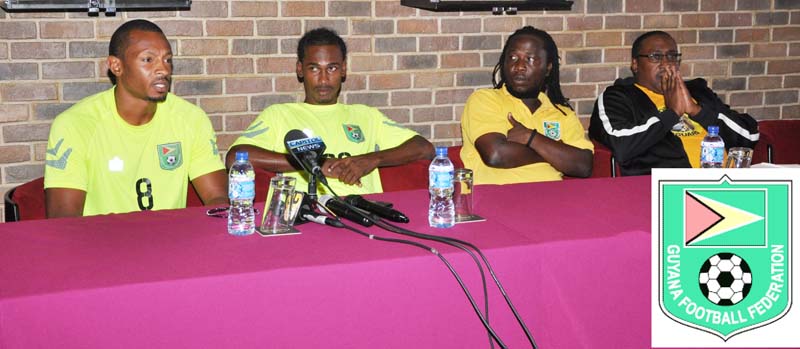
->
[350,55,393,72]
[180,1,228,17]
[282,2,325,17]
[398,19,437,34]
[233,39,278,55]
[0,43,6,60]
[463,35,502,50]
[753,43,787,58]
[3,124,50,142]
[207,20,254,36]
[40,21,93,39]
[644,15,680,29]
[369,74,411,90]
[344,74,367,90]
[606,15,642,29]
[768,60,800,74]
[560,67,578,83]
[552,33,583,48]
[329,1,372,16]
[407,124,431,139]
[33,103,72,120]
[735,29,770,43]
[692,62,728,76]
[10,42,65,59]
[434,88,473,104]
[566,16,603,31]
[0,145,31,164]
[562,84,598,99]
[173,79,223,96]
[180,39,228,56]
[216,134,239,152]
[785,76,800,88]
[226,77,272,94]
[717,44,750,59]
[441,53,480,69]
[200,96,248,113]
[376,37,416,53]
[398,55,437,70]
[701,0,734,11]
[588,0,623,13]
[346,92,389,107]
[257,20,302,36]
[442,18,481,33]
[525,17,564,32]
[719,13,753,27]
[232,1,278,17]
[781,105,800,119]
[433,123,462,139]
[413,106,454,122]
[587,32,622,47]
[208,58,254,75]
[347,38,372,53]
[126,11,177,19]
[665,0,699,12]
[380,108,411,124]
[672,30,699,44]
[579,67,616,82]
[375,1,415,17]
[391,91,432,106]
[354,20,394,35]
[1,83,57,102]
[415,72,455,88]
[0,22,36,39]
[306,19,348,35]
[0,104,30,123]
[256,57,296,74]
[152,20,203,37]
[748,76,783,90]
[42,62,95,79]
[681,45,715,60]
[626,0,660,12]
[774,27,800,41]
[34,143,48,161]
[682,13,715,27]
[250,94,297,111]
[604,48,631,63]
[0,63,38,80]
[565,50,603,65]
[275,76,304,92]
[765,90,798,105]
[224,114,258,132]
[96,19,126,38]
[483,17,523,33]
[728,91,763,107]
[420,36,459,52]
[4,164,44,184]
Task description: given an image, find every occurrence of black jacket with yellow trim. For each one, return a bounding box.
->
[588,77,759,176]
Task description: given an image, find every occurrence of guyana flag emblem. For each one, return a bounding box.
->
[157,142,183,170]
[342,124,364,143]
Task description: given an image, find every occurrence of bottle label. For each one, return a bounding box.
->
[430,169,453,189]
[700,142,724,164]
[229,177,255,200]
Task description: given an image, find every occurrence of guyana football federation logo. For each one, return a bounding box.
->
[157,142,183,171]
[657,173,792,341]
[342,124,364,143]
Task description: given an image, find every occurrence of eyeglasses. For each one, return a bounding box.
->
[637,52,682,64]
[206,207,260,218]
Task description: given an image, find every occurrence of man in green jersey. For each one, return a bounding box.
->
[228,28,434,195]
[44,20,228,218]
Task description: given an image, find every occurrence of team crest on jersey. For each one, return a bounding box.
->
[342,124,365,143]
[158,142,183,170]
[543,121,561,140]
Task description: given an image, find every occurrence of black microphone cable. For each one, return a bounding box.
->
[317,181,504,349]
[325,216,509,349]
[378,220,538,349]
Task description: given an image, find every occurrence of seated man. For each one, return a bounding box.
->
[589,30,759,176]
[44,20,228,218]
[227,28,433,195]
[460,26,593,185]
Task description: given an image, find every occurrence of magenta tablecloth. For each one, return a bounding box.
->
[0,175,651,348]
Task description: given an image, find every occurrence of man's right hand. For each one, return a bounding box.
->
[662,65,700,117]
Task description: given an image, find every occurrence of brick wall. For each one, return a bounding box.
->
[1,0,799,221]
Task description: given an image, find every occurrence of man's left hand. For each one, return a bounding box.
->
[321,156,380,186]
[507,113,533,146]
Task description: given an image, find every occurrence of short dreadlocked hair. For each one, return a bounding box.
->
[492,26,572,112]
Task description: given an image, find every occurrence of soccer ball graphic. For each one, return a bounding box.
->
[698,253,752,306]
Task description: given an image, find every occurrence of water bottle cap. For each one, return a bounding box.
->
[708,126,719,135]
[235,151,249,161]
[435,146,448,157]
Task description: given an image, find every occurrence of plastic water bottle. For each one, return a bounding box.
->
[700,126,725,168]
[228,151,256,236]
[429,146,455,228]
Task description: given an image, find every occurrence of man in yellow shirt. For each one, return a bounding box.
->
[460,26,594,185]
[44,20,228,217]
[589,31,759,175]
[228,28,433,195]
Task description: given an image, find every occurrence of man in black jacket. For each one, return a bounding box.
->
[589,31,759,176]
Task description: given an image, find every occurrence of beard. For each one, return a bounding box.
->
[147,94,168,103]
[505,83,541,100]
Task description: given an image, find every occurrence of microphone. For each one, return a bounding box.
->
[344,195,409,223]
[319,195,375,227]
[284,129,327,177]
[302,211,345,228]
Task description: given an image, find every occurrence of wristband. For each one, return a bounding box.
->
[526,130,537,148]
